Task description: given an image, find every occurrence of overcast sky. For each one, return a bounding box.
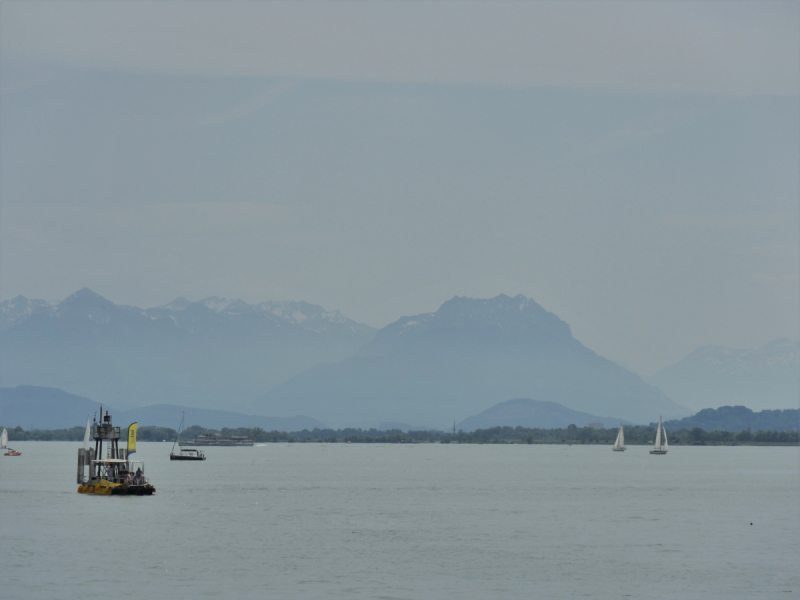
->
[1,1,798,375]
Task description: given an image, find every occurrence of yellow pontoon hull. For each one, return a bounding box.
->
[78,480,156,495]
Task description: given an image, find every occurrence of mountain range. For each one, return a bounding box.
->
[256,294,687,427]
[3,386,795,436]
[648,338,799,412]
[662,405,798,433]
[4,289,791,429]
[0,289,375,412]
[0,385,323,431]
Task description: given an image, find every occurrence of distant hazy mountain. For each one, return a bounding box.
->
[662,405,798,433]
[147,296,375,339]
[0,385,104,430]
[0,296,54,331]
[647,339,799,412]
[119,404,324,431]
[257,294,687,427]
[456,398,630,432]
[0,385,324,431]
[0,289,376,411]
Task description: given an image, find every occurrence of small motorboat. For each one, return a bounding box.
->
[170,448,206,461]
[169,412,206,460]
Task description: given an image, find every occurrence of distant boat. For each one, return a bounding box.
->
[179,433,253,447]
[650,416,668,455]
[171,448,206,461]
[170,412,206,460]
[612,425,626,452]
[2,428,21,456]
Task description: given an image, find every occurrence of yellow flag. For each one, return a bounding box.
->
[127,422,138,455]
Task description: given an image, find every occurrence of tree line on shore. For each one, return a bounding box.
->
[2,423,797,445]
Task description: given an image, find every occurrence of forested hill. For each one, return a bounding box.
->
[662,406,798,432]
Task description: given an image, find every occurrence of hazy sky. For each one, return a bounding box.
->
[1,1,798,375]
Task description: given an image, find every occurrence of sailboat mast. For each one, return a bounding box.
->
[655,416,663,450]
[172,412,185,454]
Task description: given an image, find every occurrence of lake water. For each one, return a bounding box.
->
[1,442,797,599]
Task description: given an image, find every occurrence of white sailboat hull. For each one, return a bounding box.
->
[650,450,667,454]
[612,447,626,451]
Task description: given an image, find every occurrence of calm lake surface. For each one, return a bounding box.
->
[1,442,797,599]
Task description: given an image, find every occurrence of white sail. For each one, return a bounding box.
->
[613,425,624,449]
[1,428,7,449]
[654,417,662,450]
[663,426,669,451]
[82,416,92,450]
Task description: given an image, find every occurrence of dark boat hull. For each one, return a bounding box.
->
[116,484,156,495]
[170,453,206,461]
[78,482,156,495]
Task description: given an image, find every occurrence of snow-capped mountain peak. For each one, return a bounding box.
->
[157,297,193,311]
[0,295,55,331]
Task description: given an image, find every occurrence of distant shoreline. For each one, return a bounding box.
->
[4,439,797,447]
[3,424,797,446]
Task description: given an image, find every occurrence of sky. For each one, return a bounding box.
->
[1,1,798,376]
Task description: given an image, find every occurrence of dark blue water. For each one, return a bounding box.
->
[1,442,797,599]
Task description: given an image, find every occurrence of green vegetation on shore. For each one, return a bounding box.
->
[3,423,797,445]
[0,424,180,442]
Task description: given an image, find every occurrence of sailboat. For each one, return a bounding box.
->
[612,425,626,451]
[170,412,205,460]
[2,427,21,456]
[650,416,669,455]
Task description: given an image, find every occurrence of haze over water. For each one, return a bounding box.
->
[1,442,797,599]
